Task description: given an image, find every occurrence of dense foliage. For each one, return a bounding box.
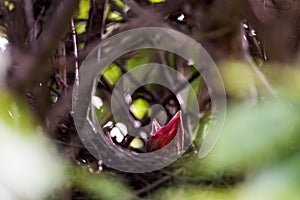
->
[0,0,300,199]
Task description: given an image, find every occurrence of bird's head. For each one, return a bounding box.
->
[146,111,184,153]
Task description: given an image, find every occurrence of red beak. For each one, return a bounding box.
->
[146,111,183,152]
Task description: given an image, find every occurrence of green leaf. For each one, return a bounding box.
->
[130,98,150,120]
[75,0,89,35]
[193,114,211,148]
[148,0,166,3]
[237,154,300,200]
[4,1,15,11]
[77,0,90,19]
[204,98,300,173]
[220,61,256,99]
[0,91,65,199]
[75,21,87,35]
[152,185,235,200]
[113,0,127,9]
[103,63,122,85]
[0,90,36,134]
[130,137,144,149]
[107,11,123,21]
[264,66,300,101]
[69,167,133,200]
[125,51,151,70]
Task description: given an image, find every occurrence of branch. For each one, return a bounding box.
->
[8,0,80,92]
[134,169,182,196]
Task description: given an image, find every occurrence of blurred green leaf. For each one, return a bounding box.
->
[75,21,87,35]
[220,61,256,99]
[4,1,15,11]
[264,66,300,101]
[148,0,166,3]
[77,0,90,19]
[204,98,300,173]
[186,75,201,121]
[0,91,65,200]
[126,51,151,70]
[193,115,211,148]
[153,185,235,200]
[94,104,112,125]
[168,153,225,181]
[166,53,175,67]
[130,137,144,149]
[107,11,123,21]
[0,90,36,134]
[237,153,300,200]
[78,42,85,50]
[113,0,127,9]
[75,0,89,36]
[130,98,150,120]
[69,167,133,200]
[103,63,122,85]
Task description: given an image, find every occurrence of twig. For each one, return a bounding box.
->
[46,18,79,136]
[115,60,161,103]
[108,0,128,20]
[101,0,109,38]
[71,18,79,81]
[86,0,95,44]
[9,0,80,92]
[47,90,73,137]
[247,57,276,96]
[134,169,182,195]
[24,0,35,43]
[54,139,84,149]
[161,70,201,106]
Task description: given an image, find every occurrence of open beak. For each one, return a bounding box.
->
[146,111,183,152]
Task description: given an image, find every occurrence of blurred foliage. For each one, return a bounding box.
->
[236,153,300,200]
[75,21,87,35]
[204,97,300,173]
[77,0,90,20]
[68,166,133,200]
[130,98,150,120]
[103,63,122,85]
[220,61,256,99]
[4,1,14,11]
[75,0,90,34]
[0,90,36,134]
[148,0,166,3]
[157,63,300,200]
[153,186,234,200]
[126,51,151,70]
[0,90,133,200]
[1,0,300,199]
[107,10,123,21]
[0,91,65,200]
[263,66,300,101]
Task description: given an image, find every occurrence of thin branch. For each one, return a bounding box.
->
[161,70,201,106]
[108,0,128,20]
[9,0,80,92]
[115,60,161,103]
[86,0,96,44]
[23,0,35,43]
[248,58,276,96]
[71,18,79,80]
[47,90,73,137]
[101,0,109,38]
[134,169,182,196]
